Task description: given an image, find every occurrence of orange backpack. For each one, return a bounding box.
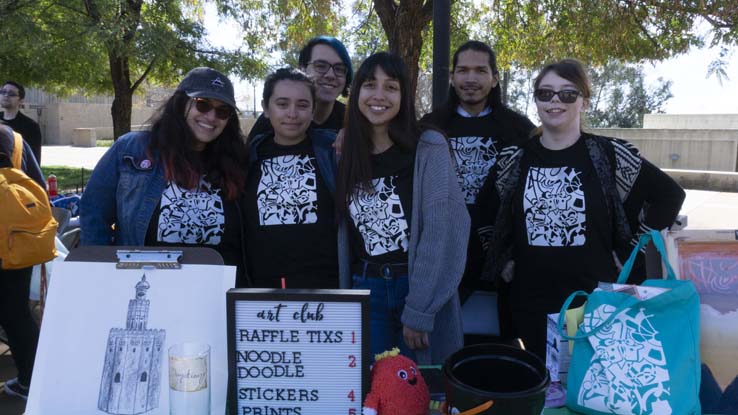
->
[0,132,57,269]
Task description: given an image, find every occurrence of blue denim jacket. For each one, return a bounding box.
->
[80,131,167,245]
[248,128,337,195]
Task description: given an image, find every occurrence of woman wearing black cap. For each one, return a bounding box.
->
[81,67,251,287]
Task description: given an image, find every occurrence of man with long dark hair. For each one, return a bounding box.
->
[247,36,353,140]
[422,41,534,339]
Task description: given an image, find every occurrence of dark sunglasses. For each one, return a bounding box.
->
[308,60,348,77]
[193,98,233,120]
[534,89,582,103]
[0,90,20,97]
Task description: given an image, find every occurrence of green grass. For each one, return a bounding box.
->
[41,166,92,193]
[96,139,114,147]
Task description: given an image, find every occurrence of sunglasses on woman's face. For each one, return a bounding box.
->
[193,98,233,120]
[534,89,582,104]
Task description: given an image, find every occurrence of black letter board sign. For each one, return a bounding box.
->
[227,289,370,415]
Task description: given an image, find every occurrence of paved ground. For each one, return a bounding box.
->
[41,145,110,170]
[2,145,737,414]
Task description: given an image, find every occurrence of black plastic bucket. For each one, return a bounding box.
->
[443,343,550,415]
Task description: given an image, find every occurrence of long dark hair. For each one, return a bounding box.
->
[147,91,247,200]
[432,41,504,126]
[336,52,420,216]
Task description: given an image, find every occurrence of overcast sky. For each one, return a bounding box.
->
[644,46,738,114]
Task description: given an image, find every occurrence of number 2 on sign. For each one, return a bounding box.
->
[348,355,356,368]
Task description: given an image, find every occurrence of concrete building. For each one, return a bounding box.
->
[590,114,738,172]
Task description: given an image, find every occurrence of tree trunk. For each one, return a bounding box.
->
[374,0,433,101]
[109,54,133,140]
[501,69,510,105]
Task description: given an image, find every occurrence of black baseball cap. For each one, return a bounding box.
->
[177,67,237,109]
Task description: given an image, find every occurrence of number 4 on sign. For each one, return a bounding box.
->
[348,390,355,402]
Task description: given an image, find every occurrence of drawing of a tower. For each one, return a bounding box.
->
[98,275,166,414]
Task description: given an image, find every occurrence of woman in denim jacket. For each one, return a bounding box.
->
[80,67,250,286]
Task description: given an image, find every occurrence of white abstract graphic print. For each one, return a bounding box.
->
[578,304,672,414]
[158,178,224,245]
[449,136,499,204]
[349,176,409,256]
[523,166,586,247]
[257,154,318,225]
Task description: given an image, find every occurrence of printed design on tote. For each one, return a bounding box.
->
[257,155,318,225]
[578,304,672,414]
[523,166,586,246]
[158,178,224,245]
[449,136,499,204]
[349,176,409,256]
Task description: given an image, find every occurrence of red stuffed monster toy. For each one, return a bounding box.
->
[362,348,430,415]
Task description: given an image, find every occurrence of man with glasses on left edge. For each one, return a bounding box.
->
[247,36,353,140]
[1,81,43,164]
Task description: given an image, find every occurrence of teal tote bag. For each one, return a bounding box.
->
[558,230,701,415]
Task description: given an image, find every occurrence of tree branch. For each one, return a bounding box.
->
[131,57,156,93]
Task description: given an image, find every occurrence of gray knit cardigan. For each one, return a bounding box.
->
[337,129,470,365]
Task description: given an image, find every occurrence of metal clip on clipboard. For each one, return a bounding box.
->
[116,250,183,269]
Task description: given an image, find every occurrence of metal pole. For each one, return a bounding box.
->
[432,0,451,109]
[253,83,257,118]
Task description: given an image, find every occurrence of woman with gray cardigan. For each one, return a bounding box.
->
[336,52,470,365]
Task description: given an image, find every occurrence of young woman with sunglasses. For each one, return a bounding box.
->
[476,59,685,360]
[244,68,339,288]
[81,67,250,287]
[337,52,470,364]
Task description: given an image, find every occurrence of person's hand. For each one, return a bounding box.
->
[333,128,345,156]
[403,325,429,350]
[501,260,515,283]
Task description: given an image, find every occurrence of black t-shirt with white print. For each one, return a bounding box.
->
[511,136,617,313]
[244,136,338,288]
[422,107,534,296]
[424,107,534,206]
[348,145,414,266]
[145,176,243,276]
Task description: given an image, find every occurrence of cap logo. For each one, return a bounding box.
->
[211,77,225,88]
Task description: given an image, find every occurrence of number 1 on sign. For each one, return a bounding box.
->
[352,331,356,344]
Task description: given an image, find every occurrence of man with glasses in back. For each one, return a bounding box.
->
[247,36,353,140]
[1,81,43,164]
